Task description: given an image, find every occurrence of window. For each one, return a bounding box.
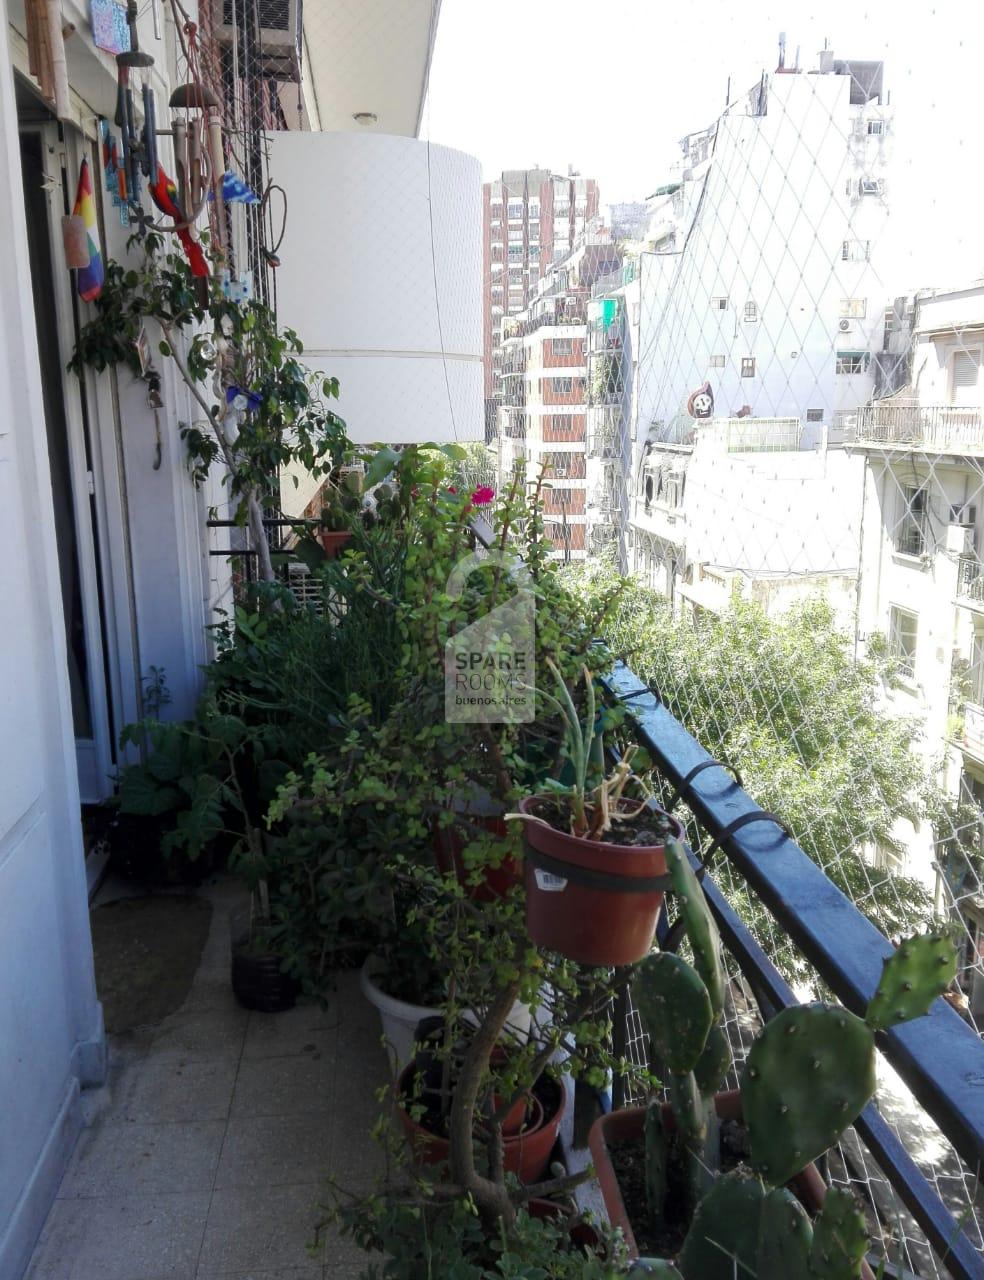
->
[840,298,867,318]
[550,488,572,505]
[709,354,726,368]
[528,246,540,259]
[871,841,904,872]
[551,338,574,356]
[528,204,540,219]
[859,177,885,197]
[897,485,929,557]
[842,239,871,262]
[550,414,574,432]
[741,357,756,378]
[553,377,574,394]
[806,408,824,422]
[555,204,571,218]
[867,120,885,136]
[508,268,523,284]
[711,297,728,311]
[836,352,869,374]
[744,301,758,323]
[952,350,982,405]
[889,607,918,679]
[508,228,523,243]
[972,635,984,707]
[508,245,524,259]
[507,202,523,219]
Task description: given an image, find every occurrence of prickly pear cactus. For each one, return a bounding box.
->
[627,1262,683,1278]
[677,1167,765,1280]
[693,1023,731,1096]
[865,929,958,1032]
[633,950,713,1074]
[664,839,725,1016]
[644,1100,669,1222]
[666,1070,705,1145]
[809,1186,868,1280]
[741,1004,876,1187]
[756,1186,813,1280]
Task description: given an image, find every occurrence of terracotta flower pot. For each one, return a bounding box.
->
[519,796,683,966]
[527,1198,601,1251]
[395,1061,566,1184]
[318,529,352,558]
[588,1091,867,1271]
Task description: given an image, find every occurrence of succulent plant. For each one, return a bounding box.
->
[628,838,957,1278]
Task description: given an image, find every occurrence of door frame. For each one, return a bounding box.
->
[20,115,139,801]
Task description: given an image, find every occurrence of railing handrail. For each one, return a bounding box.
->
[601,659,984,1279]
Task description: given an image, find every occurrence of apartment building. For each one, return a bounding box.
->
[494,226,620,558]
[853,282,984,993]
[598,50,892,594]
[483,167,600,438]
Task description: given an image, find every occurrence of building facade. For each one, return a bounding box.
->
[853,282,984,1009]
[483,167,599,438]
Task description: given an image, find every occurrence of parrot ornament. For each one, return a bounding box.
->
[150,163,210,278]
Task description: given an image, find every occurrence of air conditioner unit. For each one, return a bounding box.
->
[947,524,975,555]
[553,467,568,478]
[859,177,884,197]
[838,319,853,333]
[215,0,302,81]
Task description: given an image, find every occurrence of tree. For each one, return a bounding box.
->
[568,568,937,973]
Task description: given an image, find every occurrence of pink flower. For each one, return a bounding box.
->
[446,486,457,495]
[471,486,495,506]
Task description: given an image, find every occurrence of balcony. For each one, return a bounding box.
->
[958,556,984,607]
[855,403,984,454]
[587,407,620,458]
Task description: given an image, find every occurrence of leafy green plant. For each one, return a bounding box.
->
[71,233,348,582]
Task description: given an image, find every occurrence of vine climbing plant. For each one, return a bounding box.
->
[70,231,348,581]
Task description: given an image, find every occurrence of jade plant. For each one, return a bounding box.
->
[630,839,958,1279]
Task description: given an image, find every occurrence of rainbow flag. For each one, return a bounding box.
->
[72,159,104,302]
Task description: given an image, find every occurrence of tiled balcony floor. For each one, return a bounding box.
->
[27,878,386,1280]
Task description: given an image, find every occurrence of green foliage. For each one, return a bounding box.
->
[663,841,724,1016]
[633,951,713,1075]
[809,1188,868,1280]
[756,1187,813,1280]
[339,1192,630,1279]
[567,568,936,960]
[676,1168,764,1280]
[865,927,958,1031]
[741,1004,877,1188]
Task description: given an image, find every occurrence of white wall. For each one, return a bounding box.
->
[270,132,483,515]
[0,13,104,1275]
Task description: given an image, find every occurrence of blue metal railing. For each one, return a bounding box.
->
[602,660,984,1280]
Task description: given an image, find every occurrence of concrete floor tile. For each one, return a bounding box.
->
[242,1005,339,1061]
[26,1192,209,1279]
[214,1113,334,1189]
[148,1007,250,1062]
[197,1269,322,1279]
[197,1185,327,1273]
[231,1054,335,1118]
[113,1058,239,1125]
[59,1120,227,1199]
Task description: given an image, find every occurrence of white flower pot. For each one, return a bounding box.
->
[359,956,533,1074]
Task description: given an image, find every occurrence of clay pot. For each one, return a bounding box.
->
[395,1062,566,1184]
[318,529,352,558]
[588,1091,865,1270]
[519,797,683,966]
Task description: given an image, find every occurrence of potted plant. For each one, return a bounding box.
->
[589,838,958,1275]
[318,466,364,557]
[509,662,684,967]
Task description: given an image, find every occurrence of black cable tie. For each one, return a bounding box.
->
[664,759,745,813]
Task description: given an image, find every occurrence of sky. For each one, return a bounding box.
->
[423,0,984,293]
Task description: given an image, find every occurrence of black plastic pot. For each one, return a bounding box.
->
[231,934,299,1012]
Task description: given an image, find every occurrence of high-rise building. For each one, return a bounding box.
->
[483,168,600,438]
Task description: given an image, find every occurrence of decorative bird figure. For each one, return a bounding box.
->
[150,163,209,278]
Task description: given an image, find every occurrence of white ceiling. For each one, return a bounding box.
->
[303,0,441,137]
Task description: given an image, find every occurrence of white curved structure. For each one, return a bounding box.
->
[270,132,483,514]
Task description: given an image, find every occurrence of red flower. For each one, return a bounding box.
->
[446,486,457,494]
[471,486,495,506]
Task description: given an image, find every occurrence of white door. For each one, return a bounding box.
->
[17,118,116,801]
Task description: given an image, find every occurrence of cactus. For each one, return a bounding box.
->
[693,1023,730,1096]
[865,929,957,1032]
[634,950,713,1075]
[756,1186,813,1280]
[664,839,725,1016]
[809,1187,868,1280]
[741,1003,876,1187]
[677,1168,764,1280]
[644,1101,669,1222]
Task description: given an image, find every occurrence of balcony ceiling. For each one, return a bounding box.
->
[304,0,441,137]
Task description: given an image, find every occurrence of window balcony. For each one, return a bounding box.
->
[856,404,984,454]
[958,556,984,608]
